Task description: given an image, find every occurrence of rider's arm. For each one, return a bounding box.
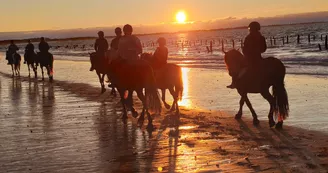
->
[242,36,250,56]
[94,39,98,51]
[260,36,267,53]
[136,38,142,55]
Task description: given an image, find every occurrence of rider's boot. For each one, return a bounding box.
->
[227,76,237,89]
[89,65,94,71]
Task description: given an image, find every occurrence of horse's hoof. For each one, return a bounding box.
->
[275,122,283,130]
[235,113,242,119]
[49,77,53,82]
[253,119,260,126]
[164,104,171,110]
[170,107,176,112]
[269,120,276,128]
[101,88,106,94]
[132,110,138,118]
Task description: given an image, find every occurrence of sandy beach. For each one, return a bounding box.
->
[1,57,328,172]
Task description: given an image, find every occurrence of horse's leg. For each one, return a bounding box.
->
[168,87,178,113]
[119,89,128,123]
[41,66,44,81]
[261,90,276,128]
[27,64,31,77]
[235,96,245,119]
[161,89,171,109]
[111,86,117,97]
[136,90,146,126]
[101,74,106,93]
[33,64,38,78]
[243,94,260,125]
[96,72,104,93]
[11,65,14,77]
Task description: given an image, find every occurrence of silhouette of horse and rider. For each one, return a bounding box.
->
[88,22,289,129]
[6,37,54,81]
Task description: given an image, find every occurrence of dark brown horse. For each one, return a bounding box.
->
[89,52,116,95]
[141,53,183,114]
[36,52,54,82]
[108,57,162,129]
[24,52,37,78]
[6,51,21,77]
[224,49,289,129]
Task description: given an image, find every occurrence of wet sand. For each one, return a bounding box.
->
[0,59,328,172]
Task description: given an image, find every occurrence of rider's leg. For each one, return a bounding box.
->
[227,75,237,89]
[90,55,95,71]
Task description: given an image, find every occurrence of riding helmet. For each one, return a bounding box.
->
[123,24,133,33]
[248,21,261,31]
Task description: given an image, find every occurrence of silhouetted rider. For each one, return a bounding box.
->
[110,27,122,50]
[6,40,19,64]
[90,31,109,71]
[227,21,267,89]
[24,40,34,64]
[242,21,267,65]
[118,24,142,62]
[39,37,50,53]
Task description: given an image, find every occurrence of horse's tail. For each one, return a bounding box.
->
[176,67,184,101]
[272,65,289,120]
[146,67,162,113]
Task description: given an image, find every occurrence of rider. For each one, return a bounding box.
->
[117,24,143,111]
[118,24,142,62]
[7,40,19,64]
[153,37,168,68]
[227,21,267,89]
[110,27,122,50]
[90,31,109,71]
[24,40,34,64]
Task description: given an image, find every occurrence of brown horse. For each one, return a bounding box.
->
[24,52,37,78]
[108,56,162,129]
[141,53,183,114]
[224,49,289,129]
[6,51,21,77]
[36,52,54,82]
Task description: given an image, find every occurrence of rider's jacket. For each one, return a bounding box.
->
[153,46,168,68]
[95,38,109,53]
[118,35,142,61]
[242,31,267,65]
[110,36,121,51]
[25,43,34,54]
[39,41,50,53]
[8,44,19,54]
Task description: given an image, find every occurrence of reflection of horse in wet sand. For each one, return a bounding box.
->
[24,52,38,78]
[6,51,21,76]
[224,49,289,129]
[108,57,162,129]
[89,52,116,95]
[141,53,183,114]
[36,52,54,81]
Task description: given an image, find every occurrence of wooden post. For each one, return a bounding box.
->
[232,40,235,49]
[210,41,213,52]
[286,36,289,44]
[318,44,322,51]
[321,35,323,41]
[273,37,276,45]
[325,35,328,50]
[221,40,224,52]
[308,34,311,43]
[297,35,300,44]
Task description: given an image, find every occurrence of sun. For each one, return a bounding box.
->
[176,11,187,23]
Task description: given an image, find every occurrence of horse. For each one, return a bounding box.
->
[224,49,289,129]
[6,51,21,76]
[36,52,54,81]
[107,56,162,129]
[141,53,183,114]
[89,51,116,95]
[24,52,37,78]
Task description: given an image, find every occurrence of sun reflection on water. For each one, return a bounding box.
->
[178,67,192,108]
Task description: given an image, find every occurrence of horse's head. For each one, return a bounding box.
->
[140,52,153,62]
[223,49,244,76]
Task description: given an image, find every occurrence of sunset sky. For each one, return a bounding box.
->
[0,0,327,32]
